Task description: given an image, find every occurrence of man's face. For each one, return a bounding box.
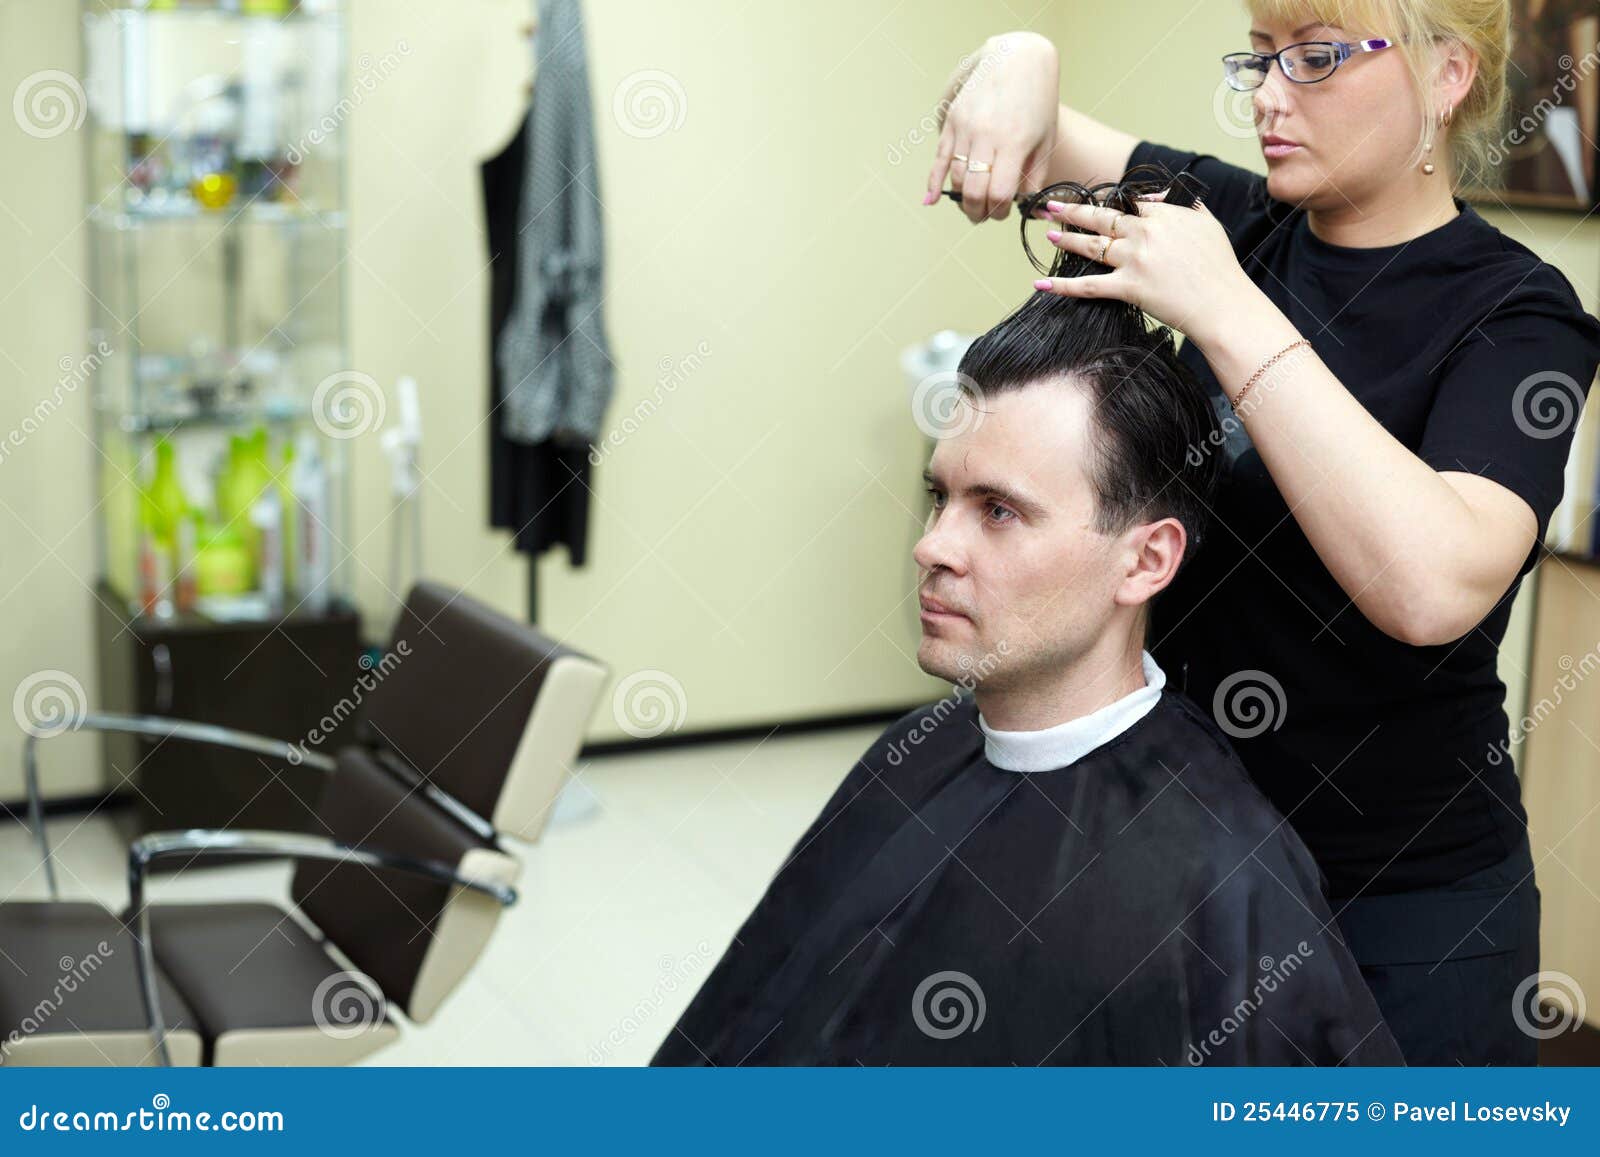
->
[913,383,1127,692]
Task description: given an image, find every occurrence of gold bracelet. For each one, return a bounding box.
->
[1232,338,1311,414]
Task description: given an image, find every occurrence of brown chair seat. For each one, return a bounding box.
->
[0,902,202,1066]
[134,901,399,1067]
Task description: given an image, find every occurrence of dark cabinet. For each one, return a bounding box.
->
[94,581,362,837]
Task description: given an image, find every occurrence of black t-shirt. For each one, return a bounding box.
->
[1126,139,1600,897]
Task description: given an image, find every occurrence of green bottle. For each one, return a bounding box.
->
[136,475,175,617]
[216,434,248,527]
[217,427,272,563]
[147,439,188,542]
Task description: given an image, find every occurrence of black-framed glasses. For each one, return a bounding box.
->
[1222,38,1395,90]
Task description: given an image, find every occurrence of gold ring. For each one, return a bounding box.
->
[1108,211,1123,239]
[1097,236,1113,263]
[952,153,968,163]
[966,158,992,174]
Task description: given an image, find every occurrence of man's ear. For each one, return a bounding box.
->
[1115,517,1186,608]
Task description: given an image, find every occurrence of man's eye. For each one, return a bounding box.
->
[924,486,945,508]
[986,503,1016,524]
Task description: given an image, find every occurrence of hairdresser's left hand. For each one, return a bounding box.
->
[1031,191,1260,348]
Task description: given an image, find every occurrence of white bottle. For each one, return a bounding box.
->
[290,431,331,614]
[252,483,284,616]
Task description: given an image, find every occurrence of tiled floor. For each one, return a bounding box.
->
[0,723,879,1066]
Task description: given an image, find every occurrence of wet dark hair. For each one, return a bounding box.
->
[956,166,1223,578]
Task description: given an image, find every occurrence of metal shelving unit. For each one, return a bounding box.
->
[80,0,351,621]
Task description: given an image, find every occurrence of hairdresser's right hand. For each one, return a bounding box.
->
[925,32,1060,223]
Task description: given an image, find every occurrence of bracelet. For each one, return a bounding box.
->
[1232,338,1310,414]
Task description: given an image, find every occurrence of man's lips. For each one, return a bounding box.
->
[919,594,969,619]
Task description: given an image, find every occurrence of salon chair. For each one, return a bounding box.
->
[0,582,608,1066]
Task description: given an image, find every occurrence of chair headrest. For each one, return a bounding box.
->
[360,582,608,839]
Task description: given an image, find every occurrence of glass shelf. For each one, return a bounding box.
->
[91,3,342,27]
[100,400,314,434]
[88,198,346,227]
[81,0,351,621]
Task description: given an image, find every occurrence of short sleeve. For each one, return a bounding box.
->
[1418,284,1600,549]
[1125,139,1270,243]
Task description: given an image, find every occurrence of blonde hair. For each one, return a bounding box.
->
[1244,0,1511,190]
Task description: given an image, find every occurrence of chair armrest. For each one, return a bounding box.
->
[125,828,518,1067]
[23,711,336,899]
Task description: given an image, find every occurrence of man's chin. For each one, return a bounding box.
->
[917,637,969,684]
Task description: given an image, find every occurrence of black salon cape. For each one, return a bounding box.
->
[652,690,1403,1066]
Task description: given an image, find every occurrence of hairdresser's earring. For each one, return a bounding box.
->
[1422,105,1452,176]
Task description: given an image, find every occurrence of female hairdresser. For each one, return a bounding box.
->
[924,2,1600,1065]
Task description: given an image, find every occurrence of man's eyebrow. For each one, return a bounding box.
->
[922,468,1049,518]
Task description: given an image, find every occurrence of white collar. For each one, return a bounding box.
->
[978,650,1166,773]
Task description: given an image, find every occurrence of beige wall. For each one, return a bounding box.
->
[0,0,97,798]
[0,0,1593,798]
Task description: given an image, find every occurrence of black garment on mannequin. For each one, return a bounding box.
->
[483,114,594,594]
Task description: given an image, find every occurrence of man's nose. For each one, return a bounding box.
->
[913,515,965,577]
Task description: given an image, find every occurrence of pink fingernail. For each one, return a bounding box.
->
[1046,200,1066,212]
[1045,229,1062,241]
[922,190,938,205]
[1033,278,1052,290]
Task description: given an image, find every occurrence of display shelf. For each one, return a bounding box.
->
[81,0,351,623]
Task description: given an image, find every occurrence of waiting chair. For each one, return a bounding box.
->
[0,582,608,1066]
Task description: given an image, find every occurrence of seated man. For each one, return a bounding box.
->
[653,186,1402,1066]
